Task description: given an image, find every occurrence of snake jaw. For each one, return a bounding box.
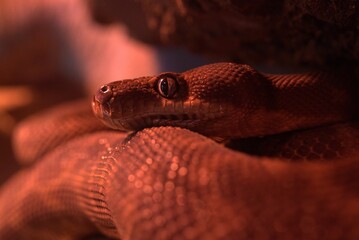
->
[112,98,226,132]
[97,94,222,131]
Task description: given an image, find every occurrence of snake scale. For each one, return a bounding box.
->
[0,63,358,239]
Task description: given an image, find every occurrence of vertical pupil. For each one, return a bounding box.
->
[161,79,168,95]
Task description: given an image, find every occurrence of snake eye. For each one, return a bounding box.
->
[157,76,177,98]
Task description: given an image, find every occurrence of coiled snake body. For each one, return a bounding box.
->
[0,63,358,239]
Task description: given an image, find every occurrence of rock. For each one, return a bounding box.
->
[88,0,359,67]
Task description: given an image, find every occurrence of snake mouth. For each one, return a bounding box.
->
[109,111,221,131]
[92,95,228,131]
[92,97,112,119]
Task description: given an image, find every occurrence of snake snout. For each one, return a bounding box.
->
[92,85,114,119]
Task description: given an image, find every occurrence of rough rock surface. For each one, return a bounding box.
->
[89,0,359,67]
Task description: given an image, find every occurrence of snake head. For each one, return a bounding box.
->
[92,73,191,131]
[92,63,269,137]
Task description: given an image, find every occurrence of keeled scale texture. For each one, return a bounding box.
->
[1,127,358,239]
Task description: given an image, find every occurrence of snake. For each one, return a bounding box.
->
[0,62,358,239]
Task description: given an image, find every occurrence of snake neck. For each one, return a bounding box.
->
[242,72,357,137]
[177,71,357,139]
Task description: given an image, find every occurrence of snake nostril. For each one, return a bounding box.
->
[95,85,113,104]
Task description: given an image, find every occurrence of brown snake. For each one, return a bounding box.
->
[0,63,358,239]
